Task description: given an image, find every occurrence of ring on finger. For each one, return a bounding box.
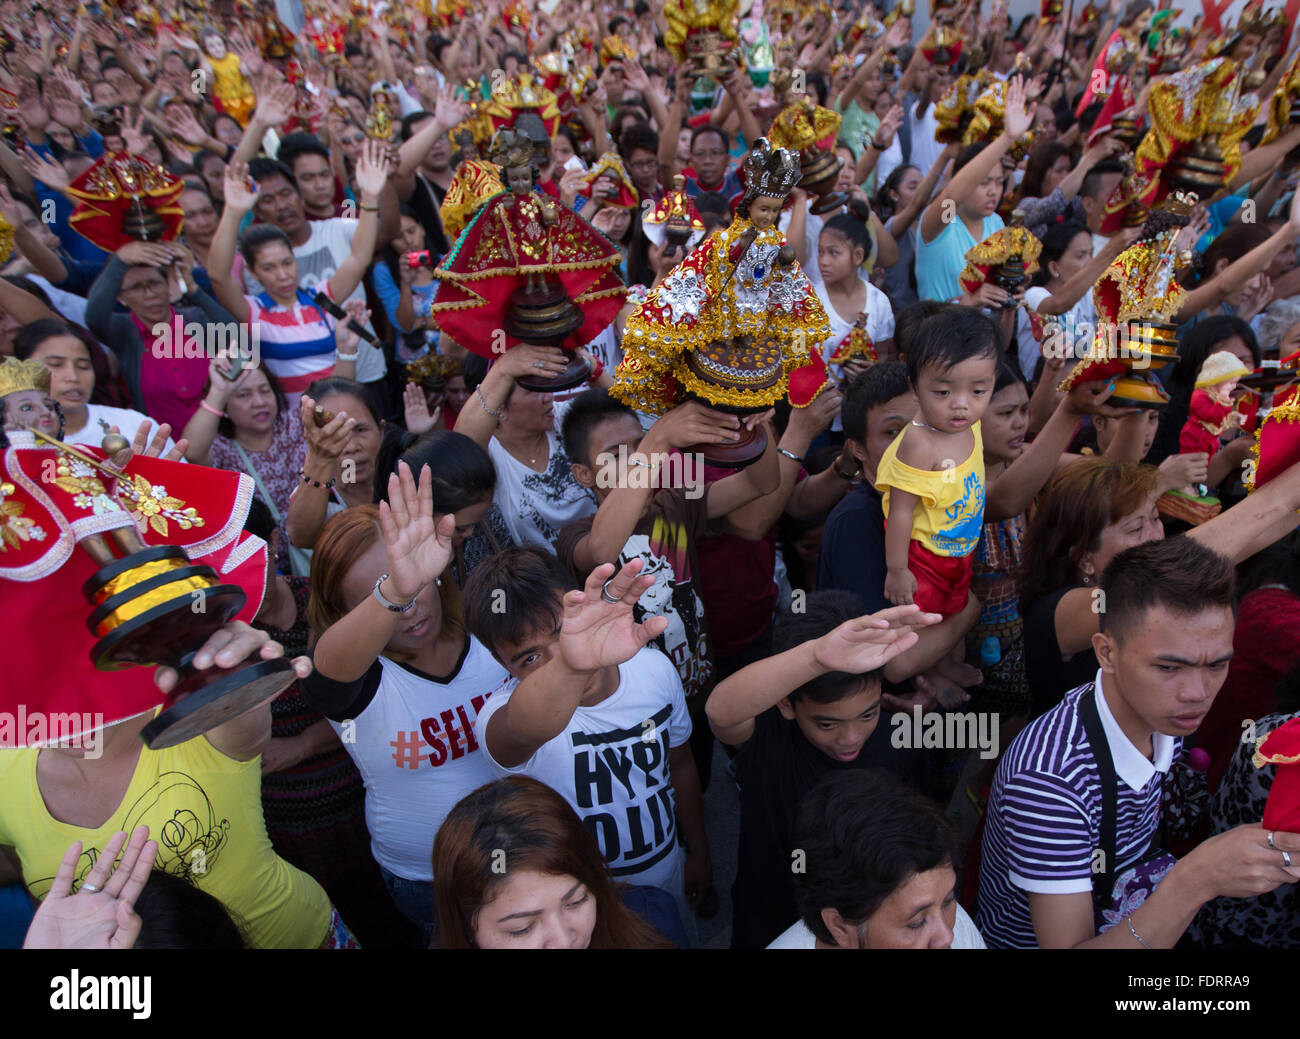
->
[1269,831,1278,850]
[81,882,101,894]
[1285,850,1294,868]
[600,576,622,605]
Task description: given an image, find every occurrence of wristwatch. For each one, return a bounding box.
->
[373,573,417,612]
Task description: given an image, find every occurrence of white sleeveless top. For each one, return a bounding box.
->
[328,635,508,881]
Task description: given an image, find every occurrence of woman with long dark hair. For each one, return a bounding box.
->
[1020,452,1300,718]
[433,776,677,948]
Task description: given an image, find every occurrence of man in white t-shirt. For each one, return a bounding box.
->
[463,550,711,943]
[767,770,987,950]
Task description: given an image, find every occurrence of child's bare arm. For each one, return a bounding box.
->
[883,488,920,605]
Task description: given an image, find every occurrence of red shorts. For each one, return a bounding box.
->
[907,540,973,617]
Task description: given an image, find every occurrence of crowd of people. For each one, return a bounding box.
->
[6,0,1300,952]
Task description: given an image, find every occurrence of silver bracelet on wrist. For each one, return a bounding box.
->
[373,573,417,613]
[777,447,803,463]
[476,384,502,418]
[335,351,359,362]
[1126,915,1152,949]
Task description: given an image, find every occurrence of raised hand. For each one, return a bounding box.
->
[810,604,939,674]
[354,138,390,199]
[649,400,742,450]
[403,382,441,434]
[1003,75,1032,141]
[120,108,151,155]
[14,78,48,130]
[116,239,176,266]
[15,147,67,192]
[254,82,296,127]
[23,828,158,950]
[495,342,571,381]
[45,79,83,130]
[222,159,259,212]
[432,82,470,131]
[378,460,456,601]
[555,559,669,673]
[165,103,210,146]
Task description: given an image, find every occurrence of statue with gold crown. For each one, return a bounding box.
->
[665,0,741,81]
[0,357,293,751]
[642,174,707,261]
[612,138,830,466]
[1137,57,1261,206]
[959,211,1042,306]
[429,129,626,392]
[933,49,993,144]
[767,73,848,214]
[1059,194,1201,410]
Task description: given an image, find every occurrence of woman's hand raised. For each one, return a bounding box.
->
[378,460,455,602]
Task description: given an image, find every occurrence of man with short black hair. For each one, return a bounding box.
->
[978,536,1300,948]
[707,591,936,947]
[772,769,986,949]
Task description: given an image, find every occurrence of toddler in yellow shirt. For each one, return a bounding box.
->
[877,308,999,616]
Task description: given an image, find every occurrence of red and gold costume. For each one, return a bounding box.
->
[580,152,639,209]
[959,220,1041,296]
[1060,202,1193,408]
[1180,388,1239,456]
[0,429,267,747]
[613,214,830,414]
[440,159,506,243]
[664,0,740,76]
[66,153,184,250]
[1136,57,1260,207]
[429,136,625,358]
[483,73,562,138]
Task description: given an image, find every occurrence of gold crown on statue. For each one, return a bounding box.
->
[488,128,534,170]
[0,357,51,399]
[742,138,801,201]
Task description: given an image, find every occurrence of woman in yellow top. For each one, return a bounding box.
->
[877,308,998,618]
[0,623,348,949]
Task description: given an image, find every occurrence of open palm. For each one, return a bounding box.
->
[379,461,454,601]
[355,139,391,197]
[23,828,157,950]
[557,561,669,672]
[811,605,940,674]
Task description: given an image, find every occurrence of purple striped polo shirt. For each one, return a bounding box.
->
[976,673,1178,949]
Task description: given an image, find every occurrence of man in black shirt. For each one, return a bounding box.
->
[706,590,938,948]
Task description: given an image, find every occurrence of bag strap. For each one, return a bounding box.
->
[1078,685,1119,909]
[231,439,282,526]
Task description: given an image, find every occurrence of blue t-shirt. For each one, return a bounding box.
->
[817,482,889,614]
[916,212,1004,303]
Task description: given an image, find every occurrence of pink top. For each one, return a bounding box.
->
[134,310,210,434]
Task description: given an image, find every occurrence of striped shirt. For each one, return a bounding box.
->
[246,289,338,396]
[976,672,1177,949]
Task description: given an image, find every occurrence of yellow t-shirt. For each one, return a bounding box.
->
[0,724,332,949]
[208,51,253,102]
[875,421,986,558]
